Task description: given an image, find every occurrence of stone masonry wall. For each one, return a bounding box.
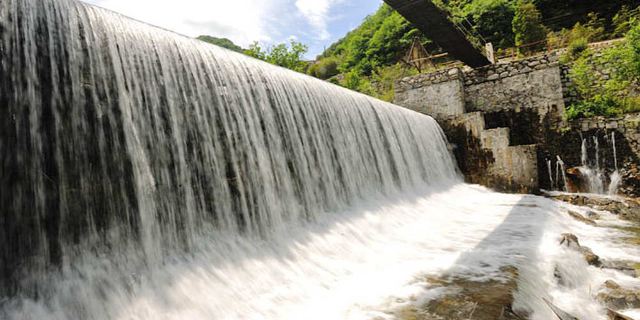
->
[464,56,564,112]
[395,53,564,119]
[439,113,539,193]
[394,68,465,119]
[394,51,640,196]
[394,54,562,193]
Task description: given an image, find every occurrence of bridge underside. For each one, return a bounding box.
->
[384,0,492,68]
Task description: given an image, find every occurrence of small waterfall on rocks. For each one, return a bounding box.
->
[577,135,620,195]
[554,156,569,192]
[2,0,639,319]
[548,134,620,195]
[608,132,622,195]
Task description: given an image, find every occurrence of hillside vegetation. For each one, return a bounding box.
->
[310,0,640,107]
[196,1,640,117]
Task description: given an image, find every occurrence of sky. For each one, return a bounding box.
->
[82,0,383,59]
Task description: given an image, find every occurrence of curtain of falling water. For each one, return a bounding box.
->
[0,0,459,298]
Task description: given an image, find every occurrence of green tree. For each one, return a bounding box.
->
[612,5,640,38]
[565,21,640,119]
[196,35,243,53]
[245,40,309,73]
[462,0,516,49]
[308,57,339,79]
[512,1,548,54]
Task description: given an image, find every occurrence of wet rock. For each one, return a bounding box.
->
[554,266,569,287]
[601,260,640,278]
[604,280,621,290]
[586,211,601,220]
[543,298,579,320]
[560,233,580,247]
[550,194,640,223]
[597,281,640,310]
[396,267,524,320]
[567,210,597,226]
[565,167,589,193]
[558,233,601,266]
[607,308,635,320]
[578,246,601,266]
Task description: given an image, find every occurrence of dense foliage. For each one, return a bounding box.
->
[565,20,640,119]
[311,0,637,101]
[244,40,309,73]
[319,4,431,77]
[196,1,640,109]
[197,35,244,53]
[512,1,547,54]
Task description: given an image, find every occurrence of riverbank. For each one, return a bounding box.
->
[388,192,640,320]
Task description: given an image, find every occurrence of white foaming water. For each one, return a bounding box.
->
[577,135,621,195]
[551,134,621,195]
[547,159,555,189]
[4,184,640,320]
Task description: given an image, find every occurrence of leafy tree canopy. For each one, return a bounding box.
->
[245,40,309,73]
[197,35,244,53]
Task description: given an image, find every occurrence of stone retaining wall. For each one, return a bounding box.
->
[395,54,562,193]
[394,51,639,196]
[395,53,564,118]
[394,69,465,119]
[439,113,539,194]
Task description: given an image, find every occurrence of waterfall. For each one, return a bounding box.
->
[576,138,605,193]
[547,159,554,190]
[609,132,621,195]
[5,0,639,319]
[575,136,619,195]
[556,156,569,192]
[0,0,459,302]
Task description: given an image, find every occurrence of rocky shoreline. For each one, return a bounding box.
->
[389,193,640,320]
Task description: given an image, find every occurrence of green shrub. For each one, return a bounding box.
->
[370,64,417,102]
[565,38,589,61]
[512,0,548,55]
[566,95,622,120]
[613,5,640,37]
[308,58,339,80]
[564,21,640,119]
[245,40,309,73]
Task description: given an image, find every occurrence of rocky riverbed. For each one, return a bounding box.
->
[386,193,640,320]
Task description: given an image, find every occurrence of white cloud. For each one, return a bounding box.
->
[294,0,341,40]
[81,0,352,55]
[82,0,282,46]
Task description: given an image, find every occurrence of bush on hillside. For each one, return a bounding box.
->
[565,21,640,119]
[513,1,548,55]
[245,40,309,73]
[308,58,339,79]
[461,0,516,49]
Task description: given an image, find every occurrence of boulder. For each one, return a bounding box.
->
[550,194,640,224]
[597,280,640,310]
[607,309,635,320]
[567,210,597,226]
[601,260,640,278]
[558,233,601,266]
[559,233,580,247]
[395,267,524,320]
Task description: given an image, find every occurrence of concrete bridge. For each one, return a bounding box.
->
[384,0,492,68]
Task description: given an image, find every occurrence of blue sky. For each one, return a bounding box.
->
[82,0,383,58]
